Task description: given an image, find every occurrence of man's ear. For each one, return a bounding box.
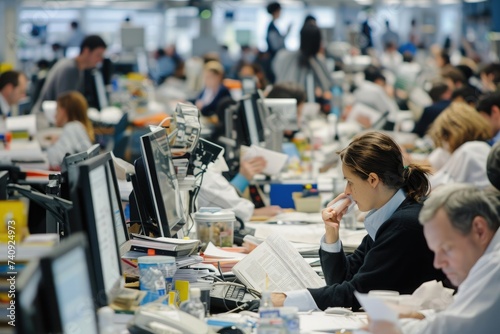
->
[367,172,380,188]
[491,105,500,118]
[471,216,493,246]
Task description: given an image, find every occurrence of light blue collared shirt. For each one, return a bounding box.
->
[363,188,406,241]
[287,189,407,311]
[490,130,500,146]
[320,188,407,252]
[230,173,249,194]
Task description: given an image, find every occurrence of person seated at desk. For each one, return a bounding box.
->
[367,184,500,334]
[32,35,107,127]
[198,155,282,222]
[194,61,231,120]
[412,82,451,138]
[266,82,306,140]
[476,92,500,146]
[426,102,492,189]
[45,91,94,169]
[271,131,446,311]
[0,70,27,118]
[353,65,399,128]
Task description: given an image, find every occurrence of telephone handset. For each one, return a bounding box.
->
[127,303,215,334]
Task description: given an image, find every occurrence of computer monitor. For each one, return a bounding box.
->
[60,144,100,201]
[121,26,145,51]
[241,76,257,95]
[234,93,265,147]
[140,127,186,237]
[106,157,129,247]
[39,233,98,333]
[0,170,9,200]
[260,98,298,131]
[70,152,122,306]
[16,261,47,334]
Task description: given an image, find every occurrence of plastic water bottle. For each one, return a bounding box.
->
[331,85,342,119]
[257,291,286,334]
[179,288,205,320]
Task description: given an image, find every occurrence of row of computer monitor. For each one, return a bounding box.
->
[229,91,297,151]
[16,126,186,332]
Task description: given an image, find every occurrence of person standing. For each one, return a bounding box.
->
[32,35,107,127]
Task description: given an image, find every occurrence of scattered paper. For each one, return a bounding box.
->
[6,114,37,136]
[203,242,247,260]
[299,312,366,332]
[354,291,399,323]
[241,145,288,176]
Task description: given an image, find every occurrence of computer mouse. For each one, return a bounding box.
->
[324,307,353,316]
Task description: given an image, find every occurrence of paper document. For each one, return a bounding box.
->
[232,234,324,293]
[241,145,288,176]
[203,242,247,260]
[6,114,37,135]
[354,291,399,323]
[299,312,366,332]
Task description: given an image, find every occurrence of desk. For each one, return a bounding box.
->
[0,140,48,170]
[247,221,366,252]
[300,311,368,333]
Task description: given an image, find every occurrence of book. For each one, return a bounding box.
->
[129,233,199,257]
[232,234,324,293]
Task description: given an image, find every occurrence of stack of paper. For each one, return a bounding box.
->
[202,243,247,273]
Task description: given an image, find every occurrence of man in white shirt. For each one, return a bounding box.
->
[353,65,399,128]
[0,71,27,117]
[369,183,500,334]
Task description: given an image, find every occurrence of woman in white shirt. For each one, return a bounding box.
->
[46,91,94,169]
[427,102,492,188]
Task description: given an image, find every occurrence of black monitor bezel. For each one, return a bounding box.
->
[139,128,185,238]
[38,233,98,333]
[70,152,122,306]
[16,260,46,334]
[235,93,265,147]
[106,156,129,244]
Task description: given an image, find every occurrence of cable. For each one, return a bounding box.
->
[157,116,173,128]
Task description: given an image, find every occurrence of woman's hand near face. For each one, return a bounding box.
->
[322,193,351,244]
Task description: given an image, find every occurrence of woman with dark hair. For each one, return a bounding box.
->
[272,24,333,111]
[272,132,446,310]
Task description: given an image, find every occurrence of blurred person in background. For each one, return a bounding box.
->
[480,63,500,93]
[0,70,27,118]
[46,91,94,169]
[194,61,231,118]
[33,34,107,127]
[412,82,451,138]
[476,92,500,146]
[273,24,333,113]
[427,102,492,189]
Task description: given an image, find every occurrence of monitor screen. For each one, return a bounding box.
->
[71,153,122,306]
[121,26,145,50]
[235,93,265,147]
[17,261,46,334]
[261,98,298,131]
[140,127,185,237]
[52,246,98,333]
[40,233,98,333]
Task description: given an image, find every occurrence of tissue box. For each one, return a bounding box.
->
[292,192,321,213]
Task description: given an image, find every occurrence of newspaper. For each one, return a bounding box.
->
[232,234,324,293]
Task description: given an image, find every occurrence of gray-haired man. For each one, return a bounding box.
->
[369,183,500,334]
